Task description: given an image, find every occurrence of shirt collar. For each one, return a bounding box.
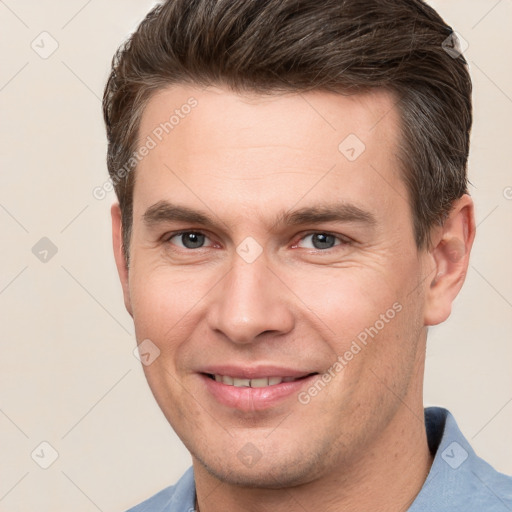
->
[409,406,511,511]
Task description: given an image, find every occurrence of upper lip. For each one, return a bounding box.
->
[198,365,317,379]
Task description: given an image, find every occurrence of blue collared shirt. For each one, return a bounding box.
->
[127,407,512,511]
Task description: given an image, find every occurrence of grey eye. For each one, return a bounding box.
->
[169,232,209,249]
[298,233,340,250]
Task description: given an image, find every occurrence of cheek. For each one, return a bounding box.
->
[283,258,423,409]
[286,265,403,346]
[128,264,206,350]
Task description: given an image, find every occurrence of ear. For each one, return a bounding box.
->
[423,194,475,326]
[111,203,133,317]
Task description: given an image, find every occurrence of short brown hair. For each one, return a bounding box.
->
[103,0,472,261]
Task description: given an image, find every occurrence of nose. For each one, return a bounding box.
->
[206,253,295,345]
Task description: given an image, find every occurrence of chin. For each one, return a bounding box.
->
[202,461,315,489]
[191,443,329,489]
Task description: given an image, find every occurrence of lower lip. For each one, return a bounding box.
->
[200,374,317,411]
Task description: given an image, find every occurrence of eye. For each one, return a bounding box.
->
[296,232,346,250]
[166,231,214,249]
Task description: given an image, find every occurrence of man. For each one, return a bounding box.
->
[103,0,512,510]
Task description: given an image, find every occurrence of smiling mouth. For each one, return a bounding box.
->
[204,373,318,388]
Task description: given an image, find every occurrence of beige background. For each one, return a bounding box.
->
[0,1,511,510]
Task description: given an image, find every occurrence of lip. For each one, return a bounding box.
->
[198,365,318,412]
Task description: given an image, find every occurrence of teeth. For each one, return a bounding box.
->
[212,375,300,387]
[233,378,251,387]
[222,375,234,385]
[250,378,269,388]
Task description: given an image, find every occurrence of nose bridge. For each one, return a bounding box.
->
[207,252,294,344]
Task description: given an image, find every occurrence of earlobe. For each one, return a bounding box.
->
[423,195,475,326]
[111,203,133,317]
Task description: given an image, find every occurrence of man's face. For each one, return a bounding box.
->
[116,85,434,486]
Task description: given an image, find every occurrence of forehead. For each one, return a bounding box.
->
[133,84,407,229]
[139,84,400,158]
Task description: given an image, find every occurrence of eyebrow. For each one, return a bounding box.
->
[143,200,376,230]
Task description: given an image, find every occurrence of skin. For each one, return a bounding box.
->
[112,85,475,512]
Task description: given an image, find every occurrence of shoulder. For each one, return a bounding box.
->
[410,407,512,511]
[125,467,195,512]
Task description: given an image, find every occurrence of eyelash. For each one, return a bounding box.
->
[163,230,352,251]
